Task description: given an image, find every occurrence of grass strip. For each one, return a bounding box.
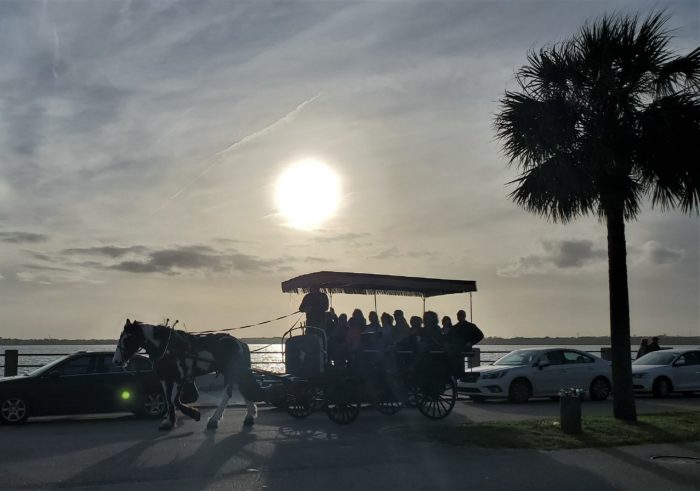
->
[392,411,700,450]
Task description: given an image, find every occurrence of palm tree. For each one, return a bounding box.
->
[495,11,699,421]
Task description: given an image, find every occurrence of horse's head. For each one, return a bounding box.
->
[113,319,146,367]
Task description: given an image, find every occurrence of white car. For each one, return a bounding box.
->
[632,349,700,397]
[458,348,612,403]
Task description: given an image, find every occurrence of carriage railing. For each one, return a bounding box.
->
[2,348,638,377]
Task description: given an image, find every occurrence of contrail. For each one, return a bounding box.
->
[159,93,321,208]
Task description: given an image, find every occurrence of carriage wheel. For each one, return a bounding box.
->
[415,376,457,420]
[285,383,315,419]
[325,379,360,425]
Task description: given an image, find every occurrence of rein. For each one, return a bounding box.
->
[194,311,299,334]
[155,326,174,363]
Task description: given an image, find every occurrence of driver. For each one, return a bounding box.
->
[298,286,329,330]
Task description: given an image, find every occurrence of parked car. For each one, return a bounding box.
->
[0,351,166,425]
[457,348,612,403]
[632,349,700,397]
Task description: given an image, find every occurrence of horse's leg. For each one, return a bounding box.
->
[206,383,232,430]
[174,383,201,422]
[159,380,176,431]
[238,369,258,426]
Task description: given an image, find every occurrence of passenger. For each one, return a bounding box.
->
[392,309,411,344]
[380,312,394,330]
[394,310,410,330]
[298,286,329,332]
[421,311,443,346]
[409,315,422,334]
[366,311,381,333]
[441,315,453,336]
[449,309,484,349]
[405,315,423,349]
[647,336,661,353]
[345,309,365,354]
[636,338,649,359]
[324,308,338,339]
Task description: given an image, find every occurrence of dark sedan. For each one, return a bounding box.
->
[0,351,166,424]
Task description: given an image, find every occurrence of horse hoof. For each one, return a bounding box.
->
[207,419,219,429]
[243,416,255,426]
[159,421,174,431]
[193,410,201,422]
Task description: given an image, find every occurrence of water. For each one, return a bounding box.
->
[2,343,697,376]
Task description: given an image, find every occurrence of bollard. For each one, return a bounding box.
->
[4,349,19,377]
[560,391,583,434]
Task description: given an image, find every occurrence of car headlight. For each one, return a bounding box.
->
[482,370,508,379]
[632,373,647,379]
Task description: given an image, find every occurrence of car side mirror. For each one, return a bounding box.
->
[673,359,686,367]
[537,360,550,370]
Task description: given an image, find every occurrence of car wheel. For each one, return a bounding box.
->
[652,377,672,398]
[508,379,531,403]
[589,377,611,401]
[1,396,29,425]
[139,391,167,418]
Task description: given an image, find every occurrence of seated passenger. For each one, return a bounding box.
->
[366,311,381,333]
[391,310,411,345]
[421,311,443,347]
[441,316,453,336]
[345,309,365,353]
[380,312,394,343]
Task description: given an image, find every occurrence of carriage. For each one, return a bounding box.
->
[261,271,477,424]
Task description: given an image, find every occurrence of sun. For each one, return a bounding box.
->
[275,159,341,230]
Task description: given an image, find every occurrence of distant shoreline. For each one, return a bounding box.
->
[1,336,698,346]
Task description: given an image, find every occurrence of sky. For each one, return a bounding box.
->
[0,0,698,340]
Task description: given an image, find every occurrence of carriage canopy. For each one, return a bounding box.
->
[281,271,477,298]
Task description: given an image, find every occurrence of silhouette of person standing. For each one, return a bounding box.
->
[298,286,329,330]
[449,309,484,348]
[647,336,661,353]
[636,338,649,359]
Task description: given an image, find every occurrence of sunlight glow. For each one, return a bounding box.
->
[275,159,341,230]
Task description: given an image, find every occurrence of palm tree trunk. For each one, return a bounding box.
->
[605,202,638,422]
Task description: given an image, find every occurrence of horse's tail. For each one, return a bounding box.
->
[233,340,264,402]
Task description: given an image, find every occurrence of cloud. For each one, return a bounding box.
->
[0,231,49,244]
[372,246,400,259]
[498,239,607,277]
[316,232,372,246]
[62,245,150,258]
[302,256,333,264]
[542,240,607,268]
[108,245,283,275]
[638,241,684,265]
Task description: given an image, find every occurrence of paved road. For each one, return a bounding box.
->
[1,396,699,490]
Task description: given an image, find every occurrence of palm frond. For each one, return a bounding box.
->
[636,93,700,213]
[655,47,700,96]
[507,155,598,223]
[495,92,579,169]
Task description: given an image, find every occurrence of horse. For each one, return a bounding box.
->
[113,319,262,430]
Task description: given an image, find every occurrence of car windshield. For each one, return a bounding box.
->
[633,351,678,365]
[28,355,73,376]
[493,350,541,366]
